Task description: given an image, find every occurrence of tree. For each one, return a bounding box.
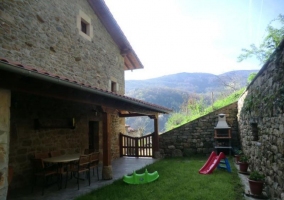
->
[216,72,242,93]
[165,112,185,130]
[238,14,284,64]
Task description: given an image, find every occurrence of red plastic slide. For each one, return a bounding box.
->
[199,151,226,174]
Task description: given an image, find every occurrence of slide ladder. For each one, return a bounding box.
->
[217,158,231,173]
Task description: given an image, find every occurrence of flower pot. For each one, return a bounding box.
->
[239,162,249,172]
[249,179,264,196]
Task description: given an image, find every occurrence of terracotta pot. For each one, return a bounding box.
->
[249,179,264,196]
[239,162,249,172]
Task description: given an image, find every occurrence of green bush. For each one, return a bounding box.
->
[239,155,249,163]
[249,171,265,181]
[235,150,243,155]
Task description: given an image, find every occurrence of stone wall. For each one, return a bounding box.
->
[110,114,125,160]
[159,102,239,157]
[237,41,284,199]
[0,89,10,199]
[0,0,126,193]
[0,0,125,94]
[8,92,122,190]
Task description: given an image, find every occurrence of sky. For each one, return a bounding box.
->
[104,0,284,80]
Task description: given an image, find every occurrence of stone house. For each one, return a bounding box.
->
[0,0,171,198]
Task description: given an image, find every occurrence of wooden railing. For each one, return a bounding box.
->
[119,133,153,157]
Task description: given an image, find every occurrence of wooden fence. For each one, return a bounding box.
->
[119,133,153,157]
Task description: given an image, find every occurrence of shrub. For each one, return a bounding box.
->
[249,171,265,181]
[239,155,249,163]
[236,150,243,155]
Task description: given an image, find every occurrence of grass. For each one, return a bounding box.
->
[184,88,246,123]
[75,155,244,200]
[166,88,245,130]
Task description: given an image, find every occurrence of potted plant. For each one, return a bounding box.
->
[234,150,243,163]
[239,155,249,172]
[248,171,265,196]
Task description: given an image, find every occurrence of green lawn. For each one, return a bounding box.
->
[76,156,244,200]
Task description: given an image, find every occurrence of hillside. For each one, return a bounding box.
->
[125,70,258,133]
[126,70,257,93]
[126,72,216,93]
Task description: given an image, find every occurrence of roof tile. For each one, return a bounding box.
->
[0,57,172,113]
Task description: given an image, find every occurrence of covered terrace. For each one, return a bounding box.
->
[0,58,171,197]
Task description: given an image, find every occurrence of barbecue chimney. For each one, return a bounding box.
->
[214,114,230,129]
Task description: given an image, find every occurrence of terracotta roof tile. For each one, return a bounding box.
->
[0,57,172,113]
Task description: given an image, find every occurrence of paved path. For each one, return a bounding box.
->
[235,162,268,200]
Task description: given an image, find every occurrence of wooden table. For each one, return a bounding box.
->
[43,153,80,163]
[43,153,81,189]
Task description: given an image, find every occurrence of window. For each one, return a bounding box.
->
[81,20,88,34]
[111,81,117,92]
[250,123,259,141]
[109,79,119,93]
[77,10,93,41]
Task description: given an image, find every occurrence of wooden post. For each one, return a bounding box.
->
[152,114,159,158]
[102,109,112,180]
[0,89,11,199]
[135,138,139,157]
[119,133,123,157]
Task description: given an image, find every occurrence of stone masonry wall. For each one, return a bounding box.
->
[0,89,10,200]
[0,0,125,94]
[8,92,122,190]
[159,102,239,157]
[9,92,89,189]
[0,0,125,193]
[237,41,284,199]
[111,114,125,160]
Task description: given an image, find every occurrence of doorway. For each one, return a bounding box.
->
[89,121,99,151]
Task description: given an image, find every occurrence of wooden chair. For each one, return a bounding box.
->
[89,152,100,180]
[49,151,61,157]
[31,158,57,195]
[34,152,52,168]
[34,152,50,159]
[84,149,94,155]
[49,151,62,169]
[67,154,90,190]
[49,150,68,188]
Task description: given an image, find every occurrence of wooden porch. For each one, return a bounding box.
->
[0,59,171,198]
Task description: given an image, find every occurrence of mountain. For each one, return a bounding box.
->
[126,72,216,93]
[126,70,257,93]
[125,70,258,133]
